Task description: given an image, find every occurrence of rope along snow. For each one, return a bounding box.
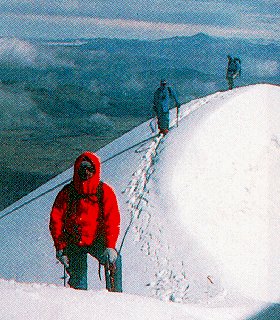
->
[0,91,223,222]
[0,135,158,221]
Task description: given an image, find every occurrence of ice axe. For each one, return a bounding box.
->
[176,105,180,127]
[104,254,123,292]
[105,260,116,292]
[61,265,69,287]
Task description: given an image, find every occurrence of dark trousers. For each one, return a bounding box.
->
[157,111,170,131]
[227,76,234,90]
[65,240,122,291]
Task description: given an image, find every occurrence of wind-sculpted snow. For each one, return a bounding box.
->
[162,84,280,302]
[4,279,259,320]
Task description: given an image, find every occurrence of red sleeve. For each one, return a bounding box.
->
[102,184,121,248]
[49,187,69,250]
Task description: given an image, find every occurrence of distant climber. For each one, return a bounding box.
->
[153,79,180,135]
[49,151,122,292]
[226,55,241,90]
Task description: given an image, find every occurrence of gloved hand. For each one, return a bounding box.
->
[56,250,69,269]
[103,248,118,265]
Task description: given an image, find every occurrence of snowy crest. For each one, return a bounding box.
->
[0,84,280,319]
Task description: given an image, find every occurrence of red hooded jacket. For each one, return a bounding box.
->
[49,152,120,250]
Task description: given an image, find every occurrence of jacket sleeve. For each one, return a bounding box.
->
[49,188,69,250]
[168,87,180,107]
[103,184,121,248]
[153,90,159,115]
[226,62,231,78]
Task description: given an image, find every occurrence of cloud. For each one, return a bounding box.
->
[0,83,114,137]
[2,0,276,19]
[0,0,279,41]
[256,60,279,77]
[49,112,115,136]
[0,38,37,66]
[0,37,76,68]
[0,11,278,41]
[0,85,53,131]
[242,12,280,36]
[246,59,279,77]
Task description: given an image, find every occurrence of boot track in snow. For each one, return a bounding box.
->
[120,92,225,302]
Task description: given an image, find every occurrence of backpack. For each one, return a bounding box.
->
[167,87,171,95]
[233,57,241,76]
[234,57,241,64]
[65,180,104,222]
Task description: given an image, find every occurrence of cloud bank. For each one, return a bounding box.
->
[0,0,279,41]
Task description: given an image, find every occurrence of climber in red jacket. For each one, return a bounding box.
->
[49,151,122,291]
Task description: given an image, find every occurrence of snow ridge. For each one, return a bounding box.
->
[1,85,280,319]
[121,90,234,303]
[120,99,202,302]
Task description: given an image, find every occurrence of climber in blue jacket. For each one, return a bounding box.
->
[153,79,180,135]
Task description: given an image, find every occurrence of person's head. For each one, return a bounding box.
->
[160,79,167,87]
[227,55,232,61]
[78,160,96,180]
[73,151,101,193]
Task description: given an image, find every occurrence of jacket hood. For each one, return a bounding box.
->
[73,151,101,194]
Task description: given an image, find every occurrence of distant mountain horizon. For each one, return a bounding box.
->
[20,31,280,46]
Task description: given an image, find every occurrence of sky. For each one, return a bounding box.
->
[0,0,279,41]
[0,83,280,318]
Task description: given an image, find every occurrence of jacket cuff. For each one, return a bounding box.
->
[55,242,67,251]
[106,237,117,249]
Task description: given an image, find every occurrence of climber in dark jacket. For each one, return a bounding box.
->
[226,55,241,90]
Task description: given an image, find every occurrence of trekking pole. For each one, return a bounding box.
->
[62,263,70,287]
[176,106,179,127]
[63,266,67,287]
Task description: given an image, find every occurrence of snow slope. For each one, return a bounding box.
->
[165,84,280,302]
[0,280,268,320]
[0,84,280,319]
